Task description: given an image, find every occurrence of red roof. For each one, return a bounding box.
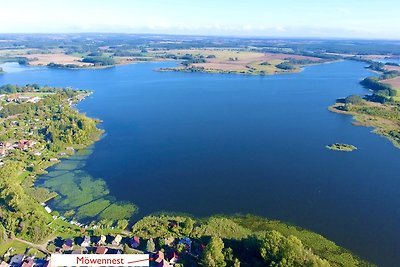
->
[96,246,108,254]
[21,260,33,267]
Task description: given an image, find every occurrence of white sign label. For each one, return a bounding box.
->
[51,254,149,266]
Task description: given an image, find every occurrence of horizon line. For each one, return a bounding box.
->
[1,32,400,42]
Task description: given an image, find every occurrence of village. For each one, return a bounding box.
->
[1,231,199,267]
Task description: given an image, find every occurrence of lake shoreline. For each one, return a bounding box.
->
[2,62,396,267]
[329,102,400,149]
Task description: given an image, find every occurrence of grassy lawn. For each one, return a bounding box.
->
[16,171,30,183]
[0,240,46,258]
[19,92,55,97]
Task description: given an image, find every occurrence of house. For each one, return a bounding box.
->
[0,261,10,267]
[130,236,140,248]
[9,255,24,267]
[44,206,52,213]
[81,236,91,247]
[112,235,122,246]
[49,158,58,162]
[26,140,36,148]
[33,258,48,267]
[0,141,12,149]
[6,95,19,102]
[97,235,106,245]
[42,260,51,267]
[0,148,7,157]
[95,246,108,254]
[167,251,179,264]
[157,259,173,267]
[154,251,164,264]
[63,239,73,251]
[26,97,41,103]
[72,248,87,255]
[106,248,122,254]
[17,140,36,150]
[21,259,34,267]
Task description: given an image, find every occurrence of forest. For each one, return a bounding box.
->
[0,85,102,242]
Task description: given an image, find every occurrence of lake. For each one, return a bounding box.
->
[1,61,400,266]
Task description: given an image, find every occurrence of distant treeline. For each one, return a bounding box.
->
[81,55,115,66]
[359,63,400,103]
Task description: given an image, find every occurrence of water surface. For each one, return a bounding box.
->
[1,61,400,266]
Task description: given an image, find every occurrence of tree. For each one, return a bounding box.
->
[276,62,295,70]
[201,236,226,267]
[146,238,156,252]
[345,95,363,105]
[260,230,330,267]
[116,219,129,230]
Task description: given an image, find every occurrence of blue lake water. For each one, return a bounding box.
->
[1,61,400,266]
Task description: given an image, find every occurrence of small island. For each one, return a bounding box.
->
[326,143,357,152]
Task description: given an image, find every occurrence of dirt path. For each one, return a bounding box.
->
[13,237,49,254]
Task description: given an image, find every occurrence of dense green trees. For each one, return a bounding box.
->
[0,85,102,243]
[367,62,385,72]
[360,71,399,103]
[361,77,393,92]
[0,162,52,242]
[260,230,330,266]
[345,95,363,105]
[201,236,226,267]
[113,51,143,57]
[132,215,370,266]
[132,215,194,239]
[82,56,115,66]
[276,62,295,70]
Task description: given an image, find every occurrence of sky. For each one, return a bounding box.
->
[1,0,400,39]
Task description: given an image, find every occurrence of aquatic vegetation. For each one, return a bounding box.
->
[36,149,137,223]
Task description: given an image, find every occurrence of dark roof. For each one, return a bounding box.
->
[10,255,24,265]
[157,259,171,267]
[64,238,73,247]
[168,251,178,261]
